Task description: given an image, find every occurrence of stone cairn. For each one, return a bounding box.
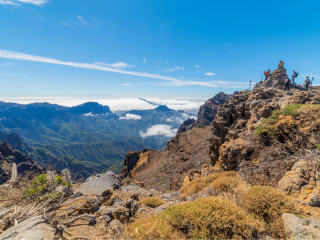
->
[255,61,288,89]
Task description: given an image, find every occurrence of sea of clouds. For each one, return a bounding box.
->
[0,97,206,114]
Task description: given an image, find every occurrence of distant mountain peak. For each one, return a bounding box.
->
[70,102,112,115]
[155,105,171,112]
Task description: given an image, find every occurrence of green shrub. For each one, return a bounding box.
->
[23,173,71,202]
[163,196,265,239]
[138,197,165,208]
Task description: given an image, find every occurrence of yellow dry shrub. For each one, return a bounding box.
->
[126,216,185,240]
[137,197,165,208]
[163,196,265,239]
[241,186,295,224]
[210,176,238,192]
[180,171,238,198]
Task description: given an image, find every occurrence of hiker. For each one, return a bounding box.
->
[285,76,291,90]
[304,76,311,92]
[291,70,298,85]
[264,69,271,80]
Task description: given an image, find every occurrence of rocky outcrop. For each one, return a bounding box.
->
[121,149,149,178]
[282,213,320,240]
[196,92,232,126]
[206,62,320,187]
[278,151,320,206]
[0,141,43,185]
[0,215,55,240]
[177,92,231,134]
[209,84,320,186]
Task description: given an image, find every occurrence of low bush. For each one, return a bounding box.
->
[180,171,238,198]
[138,197,165,208]
[241,186,295,224]
[163,196,265,239]
[126,216,184,240]
[23,173,71,202]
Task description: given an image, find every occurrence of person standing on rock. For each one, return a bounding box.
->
[264,69,271,80]
[291,70,298,85]
[304,76,311,92]
[285,76,291,90]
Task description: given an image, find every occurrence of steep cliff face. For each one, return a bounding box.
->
[0,141,43,184]
[177,92,231,134]
[121,126,212,190]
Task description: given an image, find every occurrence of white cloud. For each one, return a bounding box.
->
[0,0,48,6]
[120,113,142,120]
[194,65,200,68]
[94,61,132,69]
[140,124,177,138]
[0,49,250,88]
[205,72,216,76]
[84,112,94,117]
[143,58,146,64]
[77,16,90,26]
[163,66,184,72]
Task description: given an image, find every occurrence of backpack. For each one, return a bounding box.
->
[306,79,311,85]
[295,72,299,77]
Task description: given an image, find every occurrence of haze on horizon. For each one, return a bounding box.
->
[0,0,319,100]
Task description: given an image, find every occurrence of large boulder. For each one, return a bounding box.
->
[74,171,120,196]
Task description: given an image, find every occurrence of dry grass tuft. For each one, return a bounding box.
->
[126,216,185,240]
[241,186,295,239]
[138,197,166,208]
[180,171,238,198]
[241,186,295,223]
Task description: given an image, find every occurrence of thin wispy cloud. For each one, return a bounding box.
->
[143,58,146,64]
[0,0,48,6]
[77,16,90,26]
[205,72,216,76]
[163,66,184,72]
[61,21,74,29]
[0,49,247,87]
[94,61,133,69]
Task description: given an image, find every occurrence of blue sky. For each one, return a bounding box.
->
[0,0,320,100]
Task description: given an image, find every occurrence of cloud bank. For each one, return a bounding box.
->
[140,124,178,138]
[0,97,205,113]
